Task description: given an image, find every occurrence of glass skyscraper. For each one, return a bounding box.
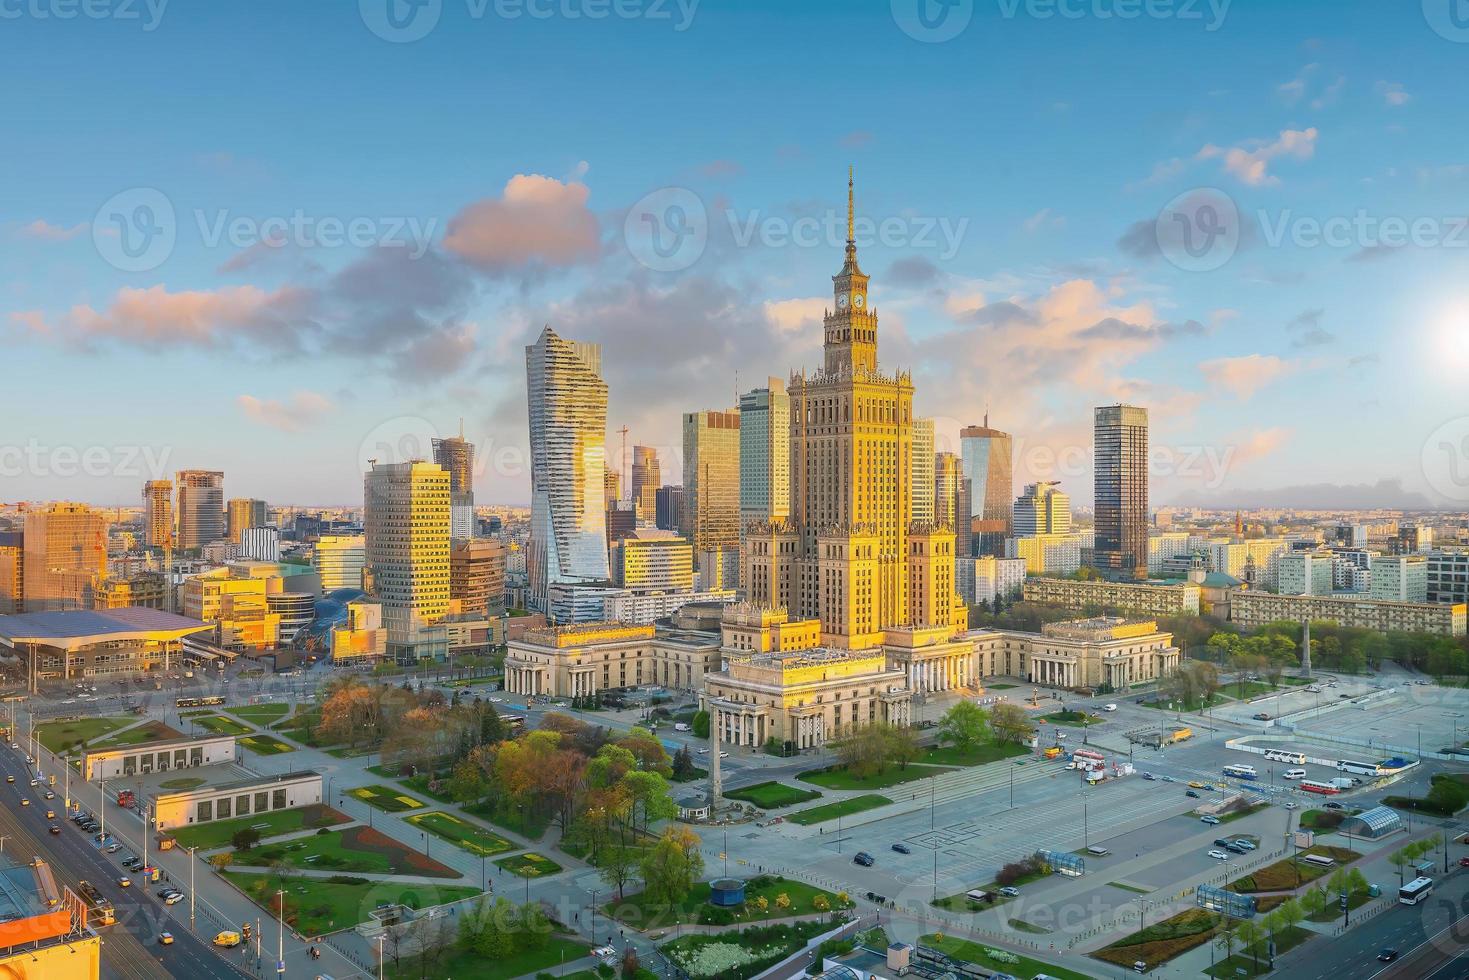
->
[960,419,1013,557]
[1091,404,1150,579]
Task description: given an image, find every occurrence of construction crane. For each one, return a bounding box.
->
[617,425,629,503]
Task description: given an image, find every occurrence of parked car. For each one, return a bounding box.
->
[1160,775,1175,783]
[891,843,912,854]
[1225,843,1247,854]
[105,843,122,853]
[163,892,184,905]
[1208,849,1230,860]
[853,852,875,867]
[1213,838,1234,848]
[998,886,1021,897]
[1234,839,1257,851]
[1186,790,1201,798]
[1188,781,1206,789]
[1201,815,1221,825]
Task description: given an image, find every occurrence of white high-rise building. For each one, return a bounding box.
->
[364,460,451,662]
[1148,532,1193,575]
[315,534,367,592]
[1013,482,1071,536]
[911,417,935,525]
[525,326,612,616]
[239,526,281,562]
[1371,554,1428,603]
[1277,550,1334,596]
[739,378,791,532]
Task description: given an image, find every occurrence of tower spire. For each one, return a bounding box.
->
[847,165,855,244]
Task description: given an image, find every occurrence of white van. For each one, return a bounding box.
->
[673,722,691,732]
[1102,703,1118,712]
[1283,768,1306,780]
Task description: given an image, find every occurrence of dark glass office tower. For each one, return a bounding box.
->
[1091,404,1149,580]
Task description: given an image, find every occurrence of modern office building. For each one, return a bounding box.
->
[1396,524,1434,555]
[0,530,22,614]
[611,529,695,591]
[1371,554,1429,603]
[1023,576,1201,616]
[959,555,1027,607]
[683,406,741,563]
[450,537,506,618]
[364,460,452,662]
[81,733,236,781]
[22,503,107,612]
[655,485,685,532]
[152,771,323,832]
[742,174,968,653]
[739,378,791,534]
[604,469,621,508]
[606,500,637,544]
[313,534,367,592]
[910,417,935,525]
[331,599,387,663]
[1229,590,1465,637]
[1091,404,1149,579]
[525,326,612,614]
[239,526,281,562]
[630,446,661,524]
[176,470,225,551]
[1277,550,1335,596]
[1013,482,1071,536]
[433,428,476,539]
[267,591,315,644]
[1428,550,1469,605]
[960,417,1014,556]
[143,479,173,549]
[92,572,167,610]
[226,498,268,545]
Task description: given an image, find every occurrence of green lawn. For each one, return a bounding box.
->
[405,811,514,857]
[35,716,134,753]
[169,804,351,850]
[1203,926,1313,978]
[724,781,822,809]
[347,784,427,812]
[918,741,1029,766]
[799,764,948,791]
[233,827,461,879]
[388,937,589,980]
[494,852,563,878]
[1093,908,1222,971]
[229,702,290,725]
[366,766,458,803]
[607,874,851,927]
[222,870,482,936]
[786,794,892,825]
[188,715,254,736]
[986,683,1018,690]
[921,932,1095,980]
[465,799,552,840]
[88,720,183,749]
[1041,710,1102,727]
[933,890,1012,912]
[238,734,295,755]
[1306,891,1371,922]
[1140,692,1231,712]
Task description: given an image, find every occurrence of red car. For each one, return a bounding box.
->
[1458,856,1469,868]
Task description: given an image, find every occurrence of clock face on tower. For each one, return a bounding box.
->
[853,293,865,308]
[836,294,848,309]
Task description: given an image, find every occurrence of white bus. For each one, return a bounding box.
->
[1301,854,1336,869]
[1264,749,1306,764]
[1336,759,1381,776]
[1399,876,1434,905]
[1222,764,1258,780]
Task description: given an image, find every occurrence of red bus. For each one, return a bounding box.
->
[1299,779,1340,795]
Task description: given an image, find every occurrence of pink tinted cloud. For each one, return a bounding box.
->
[442,174,600,274]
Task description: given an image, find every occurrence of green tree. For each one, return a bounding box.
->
[231,827,262,851]
[639,826,705,911]
[1300,886,1326,917]
[1214,919,1238,963]
[937,701,989,753]
[1277,897,1305,934]
[989,703,1035,746]
[1234,919,1264,973]
[691,711,710,739]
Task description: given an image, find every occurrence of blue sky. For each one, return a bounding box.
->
[4,0,1469,508]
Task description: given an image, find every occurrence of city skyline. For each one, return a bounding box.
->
[5,2,1469,513]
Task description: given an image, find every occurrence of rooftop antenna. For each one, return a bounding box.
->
[618,425,630,502]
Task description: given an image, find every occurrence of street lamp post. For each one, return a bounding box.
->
[189,846,196,932]
[276,890,285,977]
[377,933,385,980]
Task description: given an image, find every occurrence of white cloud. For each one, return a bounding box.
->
[1198,354,1294,399]
[17,219,86,241]
[1197,128,1319,187]
[237,391,334,431]
[1376,81,1410,107]
[442,174,600,274]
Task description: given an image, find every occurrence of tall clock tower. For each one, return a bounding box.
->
[824,168,878,375]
